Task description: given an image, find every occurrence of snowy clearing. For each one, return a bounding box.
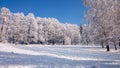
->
[0,43,120,68]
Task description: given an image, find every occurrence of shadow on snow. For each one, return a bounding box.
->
[0,51,120,68]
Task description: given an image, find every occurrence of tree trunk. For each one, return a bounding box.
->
[114,44,117,50]
[1,18,5,42]
[52,40,55,45]
[101,41,104,48]
[113,40,117,50]
[12,36,15,44]
[102,44,104,48]
[15,39,18,45]
[27,26,30,44]
[119,41,120,49]
[106,44,110,51]
[86,39,89,45]
[105,40,110,51]
[102,29,110,51]
[63,40,65,45]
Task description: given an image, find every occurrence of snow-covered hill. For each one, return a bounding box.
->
[0,43,120,68]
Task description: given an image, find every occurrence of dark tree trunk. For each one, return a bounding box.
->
[106,44,110,51]
[86,39,89,45]
[1,18,5,42]
[114,44,117,50]
[12,36,15,44]
[113,40,117,50]
[25,43,28,45]
[63,40,65,45]
[101,41,104,48]
[80,25,83,44]
[27,26,30,44]
[119,41,120,49]
[102,29,110,51]
[51,40,55,45]
[15,39,18,45]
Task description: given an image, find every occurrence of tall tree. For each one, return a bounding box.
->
[84,0,120,51]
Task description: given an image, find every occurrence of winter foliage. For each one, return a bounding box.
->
[84,0,120,51]
[0,7,81,45]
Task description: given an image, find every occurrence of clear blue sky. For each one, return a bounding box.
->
[0,0,87,25]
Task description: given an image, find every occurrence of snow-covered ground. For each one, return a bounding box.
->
[0,43,120,68]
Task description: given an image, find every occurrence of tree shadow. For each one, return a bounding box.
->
[0,51,120,68]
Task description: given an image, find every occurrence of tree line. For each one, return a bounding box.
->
[0,7,80,45]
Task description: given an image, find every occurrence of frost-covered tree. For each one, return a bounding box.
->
[84,0,120,51]
[81,24,91,45]
[0,7,11,42]
[26,13,38,44]
[0,7,81,45]
[65,24,80,45]
[36,17,45,44]
[11,12,28,44]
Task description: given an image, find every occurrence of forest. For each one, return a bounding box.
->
[0,7,80,45]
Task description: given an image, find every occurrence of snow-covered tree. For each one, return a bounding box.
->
[26,13,38,44]
[84,0,120,51]
[0,7,81,45]
[0,7,11,43]
[65,24,80,45]
[36,17,45,44]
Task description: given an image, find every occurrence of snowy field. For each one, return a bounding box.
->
[0,43,120,68]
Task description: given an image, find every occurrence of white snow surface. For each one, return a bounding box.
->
[0,43,120,68]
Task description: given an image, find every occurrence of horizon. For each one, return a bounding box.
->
[0,0,87,25]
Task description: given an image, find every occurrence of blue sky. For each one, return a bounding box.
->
[0,0,87,25]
